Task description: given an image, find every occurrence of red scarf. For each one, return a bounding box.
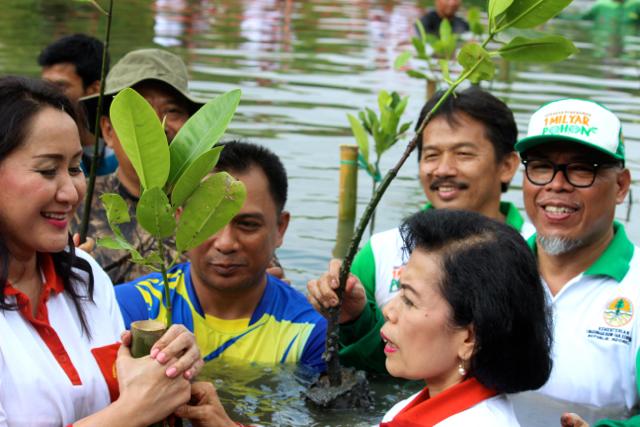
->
[380,378,499,427]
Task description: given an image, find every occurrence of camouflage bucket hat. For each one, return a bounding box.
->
[80,48,209,133]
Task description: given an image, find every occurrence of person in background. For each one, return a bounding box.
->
[115,141,327,371]
[169,210,554,427]
[581,0,640,26]
[307,88,528,373]
[419,0,469,35]
[0,75,204,426]
[516,99,638,427]
[38,33,117,177]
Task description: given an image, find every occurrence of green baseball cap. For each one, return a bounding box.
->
[515,98,625,162]
[80,48,209,133]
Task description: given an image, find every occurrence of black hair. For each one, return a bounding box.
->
[400,209,553,393]
[415,88,518,193]
[37,33,109,90]
[0,75,94,338]
[213,140,288,215]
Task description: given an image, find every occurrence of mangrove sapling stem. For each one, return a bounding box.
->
[325,82,458,387]
[156,237,173,328]
[79,0,114,244]
[369,180,377,235]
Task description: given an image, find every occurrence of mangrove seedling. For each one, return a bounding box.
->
[309,0,580,409]
[347,90,412,234]
[97,88,246,329]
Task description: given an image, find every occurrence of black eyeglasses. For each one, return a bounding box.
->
[521,159,620,188]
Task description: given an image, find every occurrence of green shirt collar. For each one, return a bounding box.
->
[526,221,635,282]
[422,201,526,232]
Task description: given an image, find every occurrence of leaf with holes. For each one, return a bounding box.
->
[110,89,169,191]
[457,43,495,84]
[168,89,242,187]
[176,173,247,252]
[497,35,579,62]
[100,193,130,224]
[171,146,224,208]
[137,186,176,238]
[505,0,573,29]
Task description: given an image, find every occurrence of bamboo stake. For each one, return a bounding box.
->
[338,144,358,220]
[79,0,114,244]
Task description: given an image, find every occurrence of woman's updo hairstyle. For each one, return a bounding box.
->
[400,209,553,393]
[0,75,94,337]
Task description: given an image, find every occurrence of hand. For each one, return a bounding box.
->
[267,260,291,285]
[561,413,590,427]
[173,382,236,427]
[115,341,191,426]
[122,324,204,380]
[73,233,96,259]
[306,259,367,324]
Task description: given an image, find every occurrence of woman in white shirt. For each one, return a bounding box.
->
[0,75,203,427]
[168,209,554,427]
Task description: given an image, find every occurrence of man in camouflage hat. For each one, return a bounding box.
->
[72,48,210,285]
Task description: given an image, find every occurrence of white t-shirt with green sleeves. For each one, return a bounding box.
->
[532,222,640,410]
[351,202,536,309]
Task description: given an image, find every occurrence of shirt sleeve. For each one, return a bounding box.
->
[300,318,328,372]
[115,284,151,330]
[338,301,388,374]
[351,240,377,303]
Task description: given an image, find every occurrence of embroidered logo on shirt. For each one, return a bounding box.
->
[603,297,634,327]
[389,265,404,293]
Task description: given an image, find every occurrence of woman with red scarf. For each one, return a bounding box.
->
[172,209,553,427]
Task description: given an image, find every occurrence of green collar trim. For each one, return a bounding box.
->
[527,221,634,282]
[422,201,525,232]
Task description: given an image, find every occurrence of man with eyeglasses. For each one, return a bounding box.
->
[517,99,638,422]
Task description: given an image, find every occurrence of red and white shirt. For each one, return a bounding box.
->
[0,249,124,427]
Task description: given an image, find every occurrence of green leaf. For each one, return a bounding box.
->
[365,107,378,130]
[393,95,409,117]
[100,193,130,224]
[129,251,164,265]
[472,22,485,37]
[137,186,176,238]
[176,173,247,252]
[406,69,428,79]
[411,37,427,58]
[438,59,453,85]
[425,34,439,49]
[347,114,370,165]
[457,43,495,84]
[497,35,579,62]
[394,51,412,70]
[390,92,401,108]
[432,40,445,56]
[488,0,514,21]
[439,18,452,43]
[168,89,242,187]
[378,90,392,113]
[416,18,428,43]
[467,7,481,26]
[96,224,143,261]
[171,147,224,208]
[494,27,547,43]
[505,0,573,29]
[398,122,413,134]
[110,88,170,191]
[372,125,387,157]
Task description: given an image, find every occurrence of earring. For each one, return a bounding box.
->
[458,361,467,376]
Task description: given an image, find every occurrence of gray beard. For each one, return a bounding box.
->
[537,234,584,256]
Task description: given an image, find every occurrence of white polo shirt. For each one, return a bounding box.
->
[380,392,520,427]
[532,222,640,409]
[0,250,124,427]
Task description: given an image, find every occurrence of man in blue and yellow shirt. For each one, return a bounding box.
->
[115,141,327,371]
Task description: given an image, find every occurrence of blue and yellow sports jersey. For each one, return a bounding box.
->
[115,263,327,371]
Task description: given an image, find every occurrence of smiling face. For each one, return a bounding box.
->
[522,140,630,253]
[419,113,518,219]
[187,166,290,293]
[0,107,85,258]
[380,249,473,387]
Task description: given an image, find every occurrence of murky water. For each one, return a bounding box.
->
[1,0,639,424]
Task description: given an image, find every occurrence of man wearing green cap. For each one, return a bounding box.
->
[71,48,210,285]
[516,99,638,424]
